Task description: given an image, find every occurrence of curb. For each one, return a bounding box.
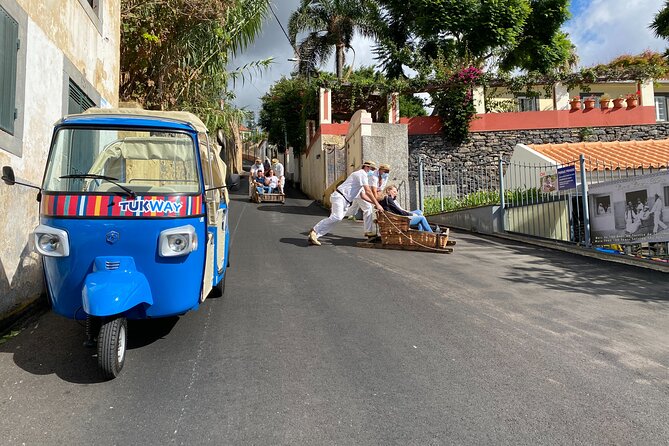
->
[467,230,669,274]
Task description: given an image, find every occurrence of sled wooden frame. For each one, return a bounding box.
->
[356,211,455,254]
[251,187,285,204]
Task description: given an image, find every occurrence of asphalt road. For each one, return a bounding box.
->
[1,181,668,445]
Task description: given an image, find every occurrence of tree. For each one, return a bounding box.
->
[372,0,574,77]
[120,0,269,127]
[288,0,379,79]
[120,0,271,174]
[651,1,669,55]
[259,76,318,153]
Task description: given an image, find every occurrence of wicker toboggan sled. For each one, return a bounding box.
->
[357,212,455,253]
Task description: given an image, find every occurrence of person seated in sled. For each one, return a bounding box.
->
[379,185,435,233]
[253,170,271,195]
[265,169,280,193]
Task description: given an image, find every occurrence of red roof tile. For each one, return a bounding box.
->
[529,140,669,171]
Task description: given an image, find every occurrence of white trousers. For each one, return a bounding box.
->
[313,193,349,238]
[345,197,374,233]
[654,212,668,232]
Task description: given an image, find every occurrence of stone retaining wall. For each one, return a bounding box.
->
[408,122,669,177]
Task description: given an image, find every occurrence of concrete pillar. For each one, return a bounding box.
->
[387,92,400,123]
[554,82,569,110]
[638,80,654,107]
[345,110,372,173]
[319,88,332,124]
[473,85,486,114]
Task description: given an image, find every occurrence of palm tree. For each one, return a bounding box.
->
[651,0,669,56]
[288,0,378,80]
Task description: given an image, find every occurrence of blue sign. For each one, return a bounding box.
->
[557,165,577,190]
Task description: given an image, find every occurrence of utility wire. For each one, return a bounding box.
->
[269,2,296,53]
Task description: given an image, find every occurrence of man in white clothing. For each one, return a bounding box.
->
[249,158,264,198]
[651,193,668,233]
[271,158,285,194]
[345,163,391,237]
[308,161,384,246]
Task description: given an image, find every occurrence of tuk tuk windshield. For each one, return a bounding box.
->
[43,128,200,194]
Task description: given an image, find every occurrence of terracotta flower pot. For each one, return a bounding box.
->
[600,99,610,110]
[612,98,625,109]
[584,99,595,110]
[569,100,581,111]
[626,97,638,108]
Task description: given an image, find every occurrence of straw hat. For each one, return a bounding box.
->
[271,158,279,164]
[361,160,377,170]
[379,163,391,172]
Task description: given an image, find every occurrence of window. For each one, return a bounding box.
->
[68,79,95,114]
[664,185,669,207]
[0,6,19,134]
[655,95,668,122]
[516,96,538,112]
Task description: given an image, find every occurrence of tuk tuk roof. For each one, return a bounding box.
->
[64,108,209,133]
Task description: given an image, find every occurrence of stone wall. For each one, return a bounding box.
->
[408,122,669,177]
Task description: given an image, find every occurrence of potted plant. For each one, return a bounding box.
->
[612,95,625,109]
[569,96,582,111]
[625,93,638,107]
[599,94,611,109]
[584,96,596,110]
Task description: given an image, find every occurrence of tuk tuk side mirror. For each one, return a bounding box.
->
[2,166,16,185]
[2,165,42,197]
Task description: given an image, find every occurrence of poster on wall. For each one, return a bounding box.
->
[588,171,669,245]
[539,171,557,193]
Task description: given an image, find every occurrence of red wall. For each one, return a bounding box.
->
[400,106,657,135]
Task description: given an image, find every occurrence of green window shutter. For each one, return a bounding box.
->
[68,79,95,114]
[0,6,19,134]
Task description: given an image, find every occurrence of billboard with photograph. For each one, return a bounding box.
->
[588,171,669,245]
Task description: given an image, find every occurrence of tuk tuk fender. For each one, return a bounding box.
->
[82,257,153,317]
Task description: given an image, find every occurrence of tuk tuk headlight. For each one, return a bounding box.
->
[159,225,197,257]
[34,225,70,257]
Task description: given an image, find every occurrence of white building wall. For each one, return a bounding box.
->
[0,0,120,324]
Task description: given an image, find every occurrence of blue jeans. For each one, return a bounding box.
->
[410,214,432,232]
[256,186,271,194]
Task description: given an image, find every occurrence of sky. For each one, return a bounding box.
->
[230,0,669,118]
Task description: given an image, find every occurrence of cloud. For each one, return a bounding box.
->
[232,0,669,116]
[565,0,667,66]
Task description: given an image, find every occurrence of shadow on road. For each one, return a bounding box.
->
[258,201,326,216]
[465,233,669,304]
[280,233,362,248]
[0,314,179,384]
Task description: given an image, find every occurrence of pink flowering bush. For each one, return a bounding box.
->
[432,66,483,144]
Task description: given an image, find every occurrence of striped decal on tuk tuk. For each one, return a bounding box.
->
[41,194,203,218]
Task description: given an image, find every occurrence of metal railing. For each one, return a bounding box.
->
[417,155,668,247]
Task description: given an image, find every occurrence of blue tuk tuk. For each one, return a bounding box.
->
[2,109,230,378]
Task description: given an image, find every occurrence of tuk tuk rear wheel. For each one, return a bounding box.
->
[97,317,127,379]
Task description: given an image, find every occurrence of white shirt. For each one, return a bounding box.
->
[250,163,263,176]
[267,175,279,189]
[651,198,663,213]
[369,171,387,192]
[337,169,369,202]
[272,162,284,177]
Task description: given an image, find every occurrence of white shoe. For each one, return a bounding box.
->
[308,229,321,246]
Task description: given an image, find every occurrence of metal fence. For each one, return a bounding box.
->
[417,156,669,246]
[417,158,502,214]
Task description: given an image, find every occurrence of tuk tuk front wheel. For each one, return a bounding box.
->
[97,317,127,379]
